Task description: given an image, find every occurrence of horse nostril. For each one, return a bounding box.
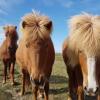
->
[84,86,87,91]
[94,87,99,94]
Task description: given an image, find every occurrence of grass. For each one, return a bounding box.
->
[0,54,98,100]
[0,54,69,100]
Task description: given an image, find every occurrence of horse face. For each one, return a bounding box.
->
[3,25,18,51]
[79,52,98,96]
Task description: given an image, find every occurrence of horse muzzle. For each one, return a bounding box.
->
[84,87,98,96]
[30,76,45,99]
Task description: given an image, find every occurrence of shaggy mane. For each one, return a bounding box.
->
[67,13,100,66]
[21,11,52,42]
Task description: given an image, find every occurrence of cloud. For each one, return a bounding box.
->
[0,0,24,15]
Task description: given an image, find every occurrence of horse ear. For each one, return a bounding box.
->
[15,26,17,29]
[3,26,6,30]
[22,21,27,28]
[45,21,52,30]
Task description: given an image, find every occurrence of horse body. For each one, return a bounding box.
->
[16,12,55,100]
[16,38,55,78]
[64,13,100,99]
[0,25,18,85]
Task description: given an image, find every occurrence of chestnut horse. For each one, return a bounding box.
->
[63,13,100,99]
[0,25,18,85]
[63,39,83,100]
[16,11,55,100]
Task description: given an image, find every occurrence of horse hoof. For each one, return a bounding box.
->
[67,96,72,100]
[2,80,6,84]
[11,82,15,86]
[21,92,24,96]
[18,92,24,96]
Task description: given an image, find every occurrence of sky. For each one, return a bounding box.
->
[0,0,100,52]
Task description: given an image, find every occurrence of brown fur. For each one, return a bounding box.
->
[0,25,18,85]
[64,13,100,99]
[62,39,84,100]
[16,11,55,100]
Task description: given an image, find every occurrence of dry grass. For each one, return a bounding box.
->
[0,54,69,100]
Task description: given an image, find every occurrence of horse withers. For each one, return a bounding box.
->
[0,25,18,85]
[16,11,55,100]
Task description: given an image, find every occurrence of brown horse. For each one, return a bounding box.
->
[0,25,18,85]
[62,38,83,100]
[63,13,100,99]
[16,11,55,100]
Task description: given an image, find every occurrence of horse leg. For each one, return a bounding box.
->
[67,66,77,100]
[3,60,7,84]
[97,87,100,100]
[21,71,26,95]
[97,95,100,100]
[75,65,84,100]
[10,62,15,85]
[77,86,84,100]
[33,86,38,100]
[44,82,49,100]
[7,61,11,79]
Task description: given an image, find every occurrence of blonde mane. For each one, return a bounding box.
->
[21,11,52,43]
[67,13,100,66]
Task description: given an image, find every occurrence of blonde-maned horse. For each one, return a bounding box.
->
[16,11,55,100]
[63,13,100,99]
[0,25,18,85]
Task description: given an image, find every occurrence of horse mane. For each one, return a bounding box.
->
[20,11,52,43]
[68,12,100,58]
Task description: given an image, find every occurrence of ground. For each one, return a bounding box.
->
[0,54,97,100]
[0,54,69,100]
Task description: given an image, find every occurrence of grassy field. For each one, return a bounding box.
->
[0,54,69,100]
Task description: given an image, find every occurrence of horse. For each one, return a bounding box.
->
[0,25,18,85]
[16,11,55,100]
[63,13,100,99]
[62,38,84,100]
